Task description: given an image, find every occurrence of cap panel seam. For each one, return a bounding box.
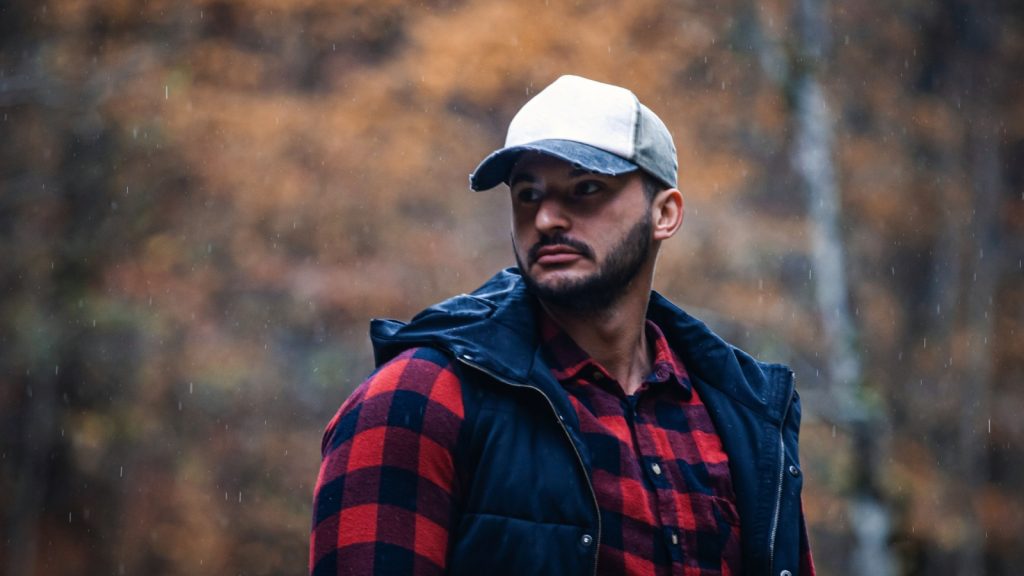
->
[629,95,641,161]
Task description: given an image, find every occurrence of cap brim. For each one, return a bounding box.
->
[468,139,639,191]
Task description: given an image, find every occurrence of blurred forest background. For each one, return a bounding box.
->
[1,0,1021,574]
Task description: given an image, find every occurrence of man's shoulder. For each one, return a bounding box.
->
[361,346,461,398]
[649,292,795,415]
[370,269,538,372]
[323,346,465,452]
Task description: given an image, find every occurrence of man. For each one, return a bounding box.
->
[311,75,814,576]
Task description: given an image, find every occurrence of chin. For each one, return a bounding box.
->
[527,269,597,296]
[529,267,591,289]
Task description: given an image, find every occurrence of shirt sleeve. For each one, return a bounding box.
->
[310,347,466,576]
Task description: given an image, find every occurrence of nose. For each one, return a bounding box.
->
[534,197,570,234]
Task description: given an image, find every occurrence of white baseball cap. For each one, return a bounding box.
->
[469,75,677,191]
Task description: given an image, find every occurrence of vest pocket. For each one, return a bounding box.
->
[449,513,592,576]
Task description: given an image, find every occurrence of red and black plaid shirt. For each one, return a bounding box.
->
[311,314,802,575]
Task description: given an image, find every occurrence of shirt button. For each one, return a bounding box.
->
[788,465,801,477]
[651,462,662,475]
[670,532,679,545]
[581,534,593,546]
[780,571,792,576]
[592,371,604,381]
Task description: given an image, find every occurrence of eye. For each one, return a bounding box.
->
[515,187,543,204]
[573,180,604,197]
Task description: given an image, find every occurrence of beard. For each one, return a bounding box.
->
[515,211,653,313]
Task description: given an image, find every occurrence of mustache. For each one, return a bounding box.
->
[527,234,595,265]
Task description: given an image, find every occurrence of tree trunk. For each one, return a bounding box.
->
[6,375,59,576]
[789,0,894,574]
[956,67,1001,576]
[948,2,1001,573]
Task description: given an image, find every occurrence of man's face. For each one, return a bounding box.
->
[509,153,654,312]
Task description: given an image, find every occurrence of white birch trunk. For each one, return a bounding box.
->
[790,1,894,574]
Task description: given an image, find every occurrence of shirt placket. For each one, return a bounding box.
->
[627,389,686,572]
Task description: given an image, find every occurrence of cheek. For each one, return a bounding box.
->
[509,225,526,257]
[510,213,534,243]
[511,230,533,258]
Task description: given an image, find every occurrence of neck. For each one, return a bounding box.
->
[540,274,654,396]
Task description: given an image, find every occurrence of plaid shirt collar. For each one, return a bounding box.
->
[538,310,692,398]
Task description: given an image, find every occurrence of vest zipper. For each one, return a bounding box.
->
[768,376,796,574]
[456,355,603,576]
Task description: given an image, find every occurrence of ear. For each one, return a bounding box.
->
[652,188,684,241]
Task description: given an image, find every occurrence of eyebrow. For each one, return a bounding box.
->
[508,172,537,188]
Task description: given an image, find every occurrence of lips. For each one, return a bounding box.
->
[533,245,583,266]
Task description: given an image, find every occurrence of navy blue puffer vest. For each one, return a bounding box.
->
[371,269,805,576]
